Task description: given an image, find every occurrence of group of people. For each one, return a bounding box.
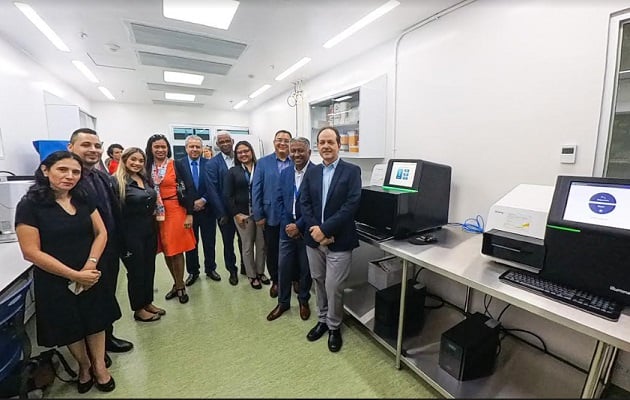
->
[14,125,362,394]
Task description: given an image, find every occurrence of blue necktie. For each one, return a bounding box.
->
[191,160,199,189]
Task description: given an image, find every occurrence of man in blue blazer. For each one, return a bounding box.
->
[266,137,314,322]
[203,131,241,286]
[252,130,293,297]
[177,135,222,286]
[300,127,361,353]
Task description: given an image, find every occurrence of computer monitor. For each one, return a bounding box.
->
[543,175,630,305]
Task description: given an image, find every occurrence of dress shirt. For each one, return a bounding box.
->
[276,156,292,174]
[321,158,340,223]
[187,156,203,201]
[222,152,234,169]
[292,163,308,219]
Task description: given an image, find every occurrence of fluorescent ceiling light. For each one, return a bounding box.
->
[98,86,115,100]
[274,57,311,81]
[164,70,205,85]
[165,92,196,102]
[163,0,240,30]
[334,95,352,102]
[14,2,70,52]
[323,0,400,49]
[72,60,99,83]
[249,84,271,99]
[233,99,248,109]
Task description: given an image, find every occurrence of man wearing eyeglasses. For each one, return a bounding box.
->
[252,130,293,297]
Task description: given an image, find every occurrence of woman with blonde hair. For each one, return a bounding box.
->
[114,147,164,321]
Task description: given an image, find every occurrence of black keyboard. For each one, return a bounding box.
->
[499,269,622,321]
[355,222,394,242]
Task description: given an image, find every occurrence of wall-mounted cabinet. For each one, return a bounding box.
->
[309,74,386,158]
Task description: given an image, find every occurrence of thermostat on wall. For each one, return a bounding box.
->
[560,145,577,164]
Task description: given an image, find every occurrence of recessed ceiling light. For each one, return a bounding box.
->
[323,0,400,49]
[334,95,353,102]
[164,70,205,85]
[14,2,70,52]
[98,86,115,100]
[165,92,196,102]
[163,0,240,30]
[275,57,311,81]
[72,60,99,83]
[249,84,271,99]
[233,99,248,109]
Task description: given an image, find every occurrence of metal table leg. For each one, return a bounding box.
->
[581,341,612,398]
[395,259,409,369]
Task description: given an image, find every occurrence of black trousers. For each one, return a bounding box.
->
[263,224,280,282]
[120,226,157,311]
[186,208,218,276]
[100,240,122,338]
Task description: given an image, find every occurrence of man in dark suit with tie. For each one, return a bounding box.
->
[204,131,241,286]
[266,137,314,321]
[177,135,222,286]
[300,127,362,353]
[68,128,132,359]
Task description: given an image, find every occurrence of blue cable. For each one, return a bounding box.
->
[448,214,485,234]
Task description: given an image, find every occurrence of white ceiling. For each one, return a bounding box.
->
[0,0,460,111]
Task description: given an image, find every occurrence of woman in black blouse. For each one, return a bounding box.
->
[223,141,266,289]
[113,147,163,322]
[15,151,119,393]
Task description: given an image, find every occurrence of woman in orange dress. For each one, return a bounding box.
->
[145,134,196,304]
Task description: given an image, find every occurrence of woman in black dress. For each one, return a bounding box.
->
[113,147,163,322]
[15,151,120,394]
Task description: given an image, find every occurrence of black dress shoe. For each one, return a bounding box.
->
[176,288,189,304]
[307,322,329,342]
[206,271,221,281]
[328,329,343,352]
[104,353,112,368]
[105,336,133,353]
[229,272,239,286]
[185,274,199,286]
[266,304,289,321]
[95,376,116,392]
[165,285,177,300]
[269,283,278,298]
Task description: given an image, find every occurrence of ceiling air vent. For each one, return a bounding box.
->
[130,23,246,59]
[147,83,214,96]
[138,51,231,75]
[152,100,204,107]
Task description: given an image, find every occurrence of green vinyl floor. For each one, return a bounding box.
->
[29,234,439,398]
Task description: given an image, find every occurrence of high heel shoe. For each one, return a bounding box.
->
[95,375,116,392]
[77,369,94,394]
[176,287,189,304]
[165,285,177,300]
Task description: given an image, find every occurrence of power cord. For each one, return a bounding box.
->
[448,214,485,234]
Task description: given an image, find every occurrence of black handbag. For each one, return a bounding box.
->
[176,178,186,207]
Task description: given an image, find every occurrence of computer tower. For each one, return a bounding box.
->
[438,312,500,381]
[373,281,426,340]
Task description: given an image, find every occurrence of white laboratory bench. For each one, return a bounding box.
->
[345,226,630,398]
[0,240,34,320]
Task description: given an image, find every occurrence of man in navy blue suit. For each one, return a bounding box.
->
[177,135,222,286]
[266,137,314,322]
[252,130,293,297]
[204,131,241,286]
[300,127,361,353]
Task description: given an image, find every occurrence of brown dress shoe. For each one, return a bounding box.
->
[266,304,289,321]
[299,303,310,320]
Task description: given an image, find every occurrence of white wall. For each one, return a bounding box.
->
[91,102,250,150]
[0,38,91,175]
[248,0,630,391]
